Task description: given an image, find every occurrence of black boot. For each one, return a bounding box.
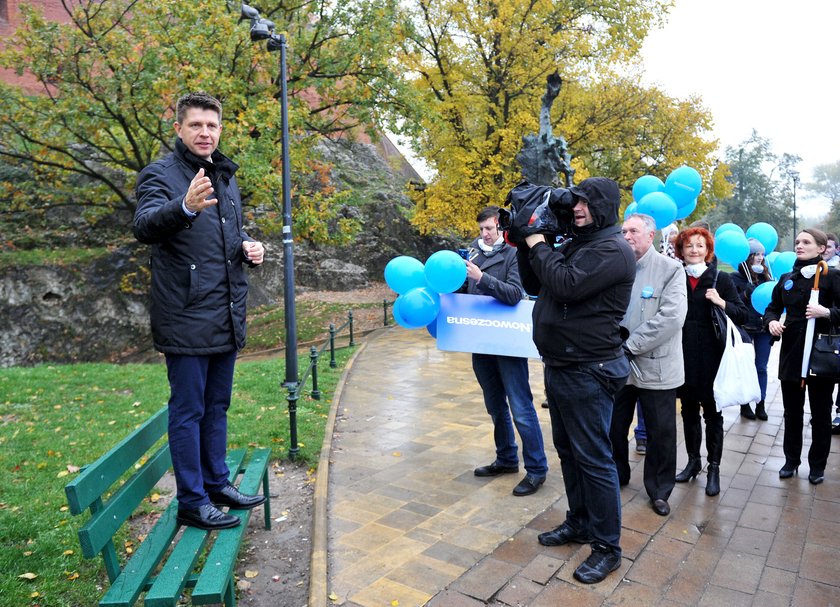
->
[705,463,720,496]
[755,400,768,421]
[676,417,703,482]
[675,456,702,482]
[740,404,756,420]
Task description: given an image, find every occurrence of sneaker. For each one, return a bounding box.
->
[635,438,647,454]
[573,545,621,584]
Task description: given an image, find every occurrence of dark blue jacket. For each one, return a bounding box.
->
[134,139,253,354]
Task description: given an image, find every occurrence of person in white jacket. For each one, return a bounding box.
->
[610,213,687,516]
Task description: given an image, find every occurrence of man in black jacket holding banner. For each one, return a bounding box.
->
[515,177,635,584]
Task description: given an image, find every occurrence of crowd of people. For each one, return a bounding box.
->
[459,178,840,584]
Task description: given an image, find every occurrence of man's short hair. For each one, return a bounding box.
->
[477,206,500,224]
[176,92,222,124]
[689,219,711,232]
[625,213,657,233]
[826,232,838,245]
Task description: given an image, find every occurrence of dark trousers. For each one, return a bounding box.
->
[545,356,629,555]
[611,385,677,502]
[678,397,723,465]
[780,378,834,472]
[165,350,237,509]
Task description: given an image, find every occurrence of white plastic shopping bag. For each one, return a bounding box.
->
[713,315,762,411]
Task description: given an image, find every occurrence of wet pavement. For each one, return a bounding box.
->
[313,327,840,606]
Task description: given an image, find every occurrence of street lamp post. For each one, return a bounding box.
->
[241,3,300,459]
[791,170,800,248]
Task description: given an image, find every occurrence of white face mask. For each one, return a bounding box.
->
[684,262,707,278]
[751,264,765,274]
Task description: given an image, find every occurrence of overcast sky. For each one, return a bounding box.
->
[640,0,837,216]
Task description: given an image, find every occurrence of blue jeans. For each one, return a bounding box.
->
[749,331,772,401]
[165,350,237,509]
[472,354,548,477]
[544,356,629,554]
[633,401,647,441]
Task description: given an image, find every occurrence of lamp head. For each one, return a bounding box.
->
[240,3,260,21]
[250,18,275,41]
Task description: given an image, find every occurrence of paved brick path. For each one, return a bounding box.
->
[320,327,840,606]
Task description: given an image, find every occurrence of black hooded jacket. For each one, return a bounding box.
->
[518,177,636,364]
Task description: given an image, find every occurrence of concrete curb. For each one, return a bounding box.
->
[308,333,376,607]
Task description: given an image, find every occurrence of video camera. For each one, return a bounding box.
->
[498,181,575,245]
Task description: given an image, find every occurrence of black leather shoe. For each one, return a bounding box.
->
[755,400,768,421]
[538,522,592,546]
[740,404,756,420]
[573,546,621,584]
[177,503,240,530]
[779,461,799,479]
[512,474,545,496]
[652,499,670,516]
[208,482,267,510]
[809,471,825,485]
[474,462,519,477]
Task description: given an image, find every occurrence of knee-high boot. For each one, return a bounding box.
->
[705,416,724,496]
[676,418,703,482]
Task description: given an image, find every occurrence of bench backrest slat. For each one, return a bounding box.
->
[77,443,172,559]
[65,407,169,515]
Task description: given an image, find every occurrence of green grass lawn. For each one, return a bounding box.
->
[0,347,354,607]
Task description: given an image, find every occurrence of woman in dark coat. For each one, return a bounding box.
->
[674,227,747,496]
[764,228,840,485]
[729,238,775,421]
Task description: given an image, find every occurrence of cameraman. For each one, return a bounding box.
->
[465,206,549,496]
[518,177,634,584]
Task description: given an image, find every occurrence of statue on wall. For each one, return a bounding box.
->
[516,71,575,187]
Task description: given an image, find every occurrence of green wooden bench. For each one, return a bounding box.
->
[64,406,271,607]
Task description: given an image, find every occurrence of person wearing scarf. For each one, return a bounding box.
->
[764,228,840,485]
[466,207,549,498]
[729,238,775,420]
[673,227,747,497]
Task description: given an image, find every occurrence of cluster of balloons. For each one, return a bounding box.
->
[713,222,787,315]
[625,166,703,229]
[384,250,467,333]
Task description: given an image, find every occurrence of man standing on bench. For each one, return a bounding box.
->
[134,92,267,530]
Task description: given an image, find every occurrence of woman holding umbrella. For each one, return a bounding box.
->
[764,228,840,485]
[674,227,747,497]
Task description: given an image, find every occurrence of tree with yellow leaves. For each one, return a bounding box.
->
[399,0,728,235]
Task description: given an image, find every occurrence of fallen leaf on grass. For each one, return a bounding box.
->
[57,470,69,478]
[30,592,40,598]
[18,572,38,580]
[150,493,160,503]
[65,571,79,580]
[63,550,74,556]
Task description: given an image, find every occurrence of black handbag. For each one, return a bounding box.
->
[808,333,840,379]
[710,271,751,345]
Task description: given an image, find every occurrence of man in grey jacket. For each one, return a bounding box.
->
[610,213,687,516]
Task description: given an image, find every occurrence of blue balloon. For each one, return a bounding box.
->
[745,222,779,253]
[751,281,777,315]
[399,286,441,328]
[425,250,467,294]
[636,191,678,229]
[675,198,697,221]
[632,175,665,202]
[665,166,703,206]
[384,256,426,295]
[770,251,796,278]
[714,223,744,239]
[715,230,750,266]
[623,201,638,220]
[392,296,419,329]
[426,319,438,338]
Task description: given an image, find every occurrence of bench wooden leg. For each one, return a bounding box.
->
[224,575,236,607]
